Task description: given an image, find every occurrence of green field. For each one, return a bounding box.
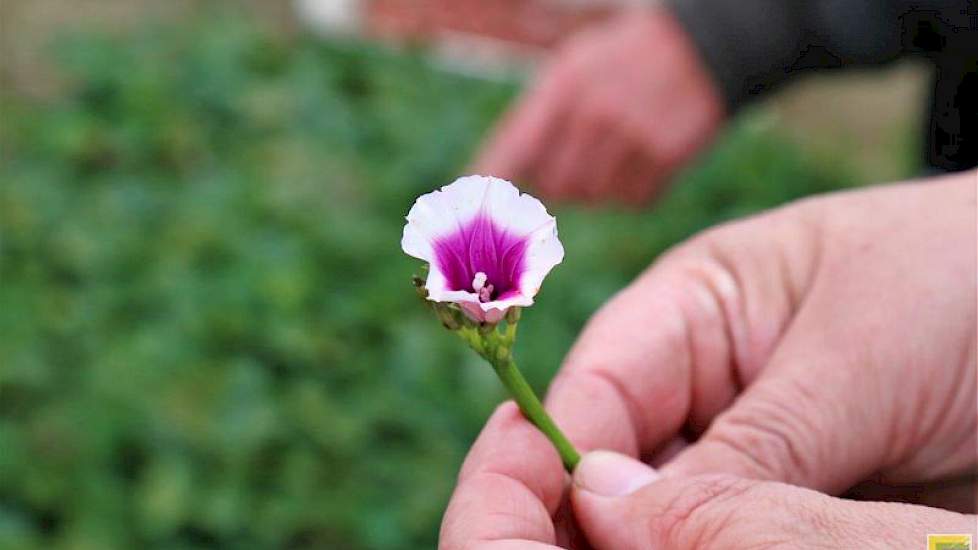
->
[0,14,875,550]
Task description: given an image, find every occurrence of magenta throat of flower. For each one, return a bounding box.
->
[433,215,528,302]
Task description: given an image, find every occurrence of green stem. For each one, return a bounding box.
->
[490,355,580,472]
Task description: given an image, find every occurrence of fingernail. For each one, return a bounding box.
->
[573,450,660,496]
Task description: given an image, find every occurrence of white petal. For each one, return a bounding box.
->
[424,267,478,304]
[489,187,558,237]
[479,292,534,312]
[401,221,435,263]
[401,176,497,251]
[517,222,565,299]
[401,175,551,249]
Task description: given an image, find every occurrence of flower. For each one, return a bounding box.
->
[402,175,564,323]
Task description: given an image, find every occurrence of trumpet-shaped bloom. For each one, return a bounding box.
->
[402,176,564,323]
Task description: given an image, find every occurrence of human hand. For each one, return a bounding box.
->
[568,450,975,549]
[440,171,977,548]
[472,8,724,206]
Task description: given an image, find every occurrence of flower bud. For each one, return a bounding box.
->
[505,307,521,324]
[432,302,462,331]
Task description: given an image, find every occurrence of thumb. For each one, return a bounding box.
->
[570,451,976,550]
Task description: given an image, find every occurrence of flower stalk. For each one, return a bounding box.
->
[413,276,579,471]
[485,341,581,472]
[455,311,581,472]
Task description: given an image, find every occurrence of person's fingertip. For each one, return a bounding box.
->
[573,450,660,497]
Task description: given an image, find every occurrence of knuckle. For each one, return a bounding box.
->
[709,390,817,484]
[648,474,756,547]
[792,492,839,538]
[679,202,801,255]
[659,224,736,271]
[682,219,747,254]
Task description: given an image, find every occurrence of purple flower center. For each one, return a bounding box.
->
[433,215,528,301]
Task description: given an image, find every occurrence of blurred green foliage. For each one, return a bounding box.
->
[0,13,859,550]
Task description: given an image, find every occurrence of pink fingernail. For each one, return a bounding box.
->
[574,450,660,496]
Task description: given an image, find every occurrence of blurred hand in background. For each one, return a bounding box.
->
[472,8,725,205]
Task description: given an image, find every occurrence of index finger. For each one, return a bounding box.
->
[439,402,566,549]
[543,249,739,459]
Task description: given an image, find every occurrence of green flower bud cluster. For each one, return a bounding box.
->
[412,270,579,472]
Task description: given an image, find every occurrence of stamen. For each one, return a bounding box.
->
[479,284,494,303]
[472,272,488,292]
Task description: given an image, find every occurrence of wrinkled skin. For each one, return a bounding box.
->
[440,171,978,549]
[472,8,724,206]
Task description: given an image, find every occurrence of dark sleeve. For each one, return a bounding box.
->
[668,0,956,108]
[914,8,978,171]
[668,0,977,170]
